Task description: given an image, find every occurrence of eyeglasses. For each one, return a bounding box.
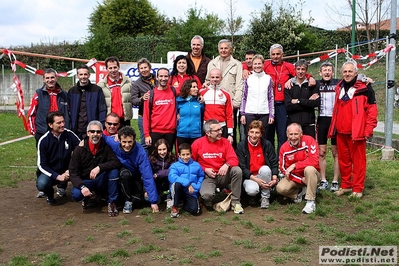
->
[88,130,102,134]
[106,122,119,126]
[210,128,223,132]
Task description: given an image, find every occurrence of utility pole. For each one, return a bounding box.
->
[351,0,356,54]
[382,0,397,160]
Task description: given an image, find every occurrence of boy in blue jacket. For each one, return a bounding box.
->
[168,143,204,218]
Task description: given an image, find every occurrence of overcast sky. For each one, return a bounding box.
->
[1,0,353,48]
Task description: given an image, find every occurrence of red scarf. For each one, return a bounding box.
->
[107,75,124,118]
[88,140,100,155]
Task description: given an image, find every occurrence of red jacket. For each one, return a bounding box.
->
[279,135,320,184]
[143,86,176,137]
[191,136,238,172]
[328,79,378,140]
[200,85,233,129]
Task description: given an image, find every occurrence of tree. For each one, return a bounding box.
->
[327,0,390,53]
[163,6,225,53]
[236,2,317,58]
[88,0,164,38]
[85,0,166,59]
[225,0,244,47]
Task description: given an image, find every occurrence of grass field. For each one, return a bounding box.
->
[0,113,399,265]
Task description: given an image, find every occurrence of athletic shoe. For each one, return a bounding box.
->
[46,197,56,205]
[302,200,316,214]
[37,191,45,198]
[260,197,270,209]
[123,201,133,214]
[56,188,67,197]
[294,187,307,203]
[81,197,90,209]
[231,203,244,214]
[318,180,330,190]
[166,199,173,210]
[349,192,363,198]
[334,188,352,196]
[248,196,257,206]
[108,203,118,217]
[330,181,339,192]
[171,206,179,218]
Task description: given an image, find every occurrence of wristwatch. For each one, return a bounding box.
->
[80,185,86,190]
[297,100,300,104]
[225,163,230,168]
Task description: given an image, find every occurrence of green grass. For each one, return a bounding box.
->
[2,113,399,265]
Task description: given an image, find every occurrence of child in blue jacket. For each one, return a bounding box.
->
[168,143,204,218]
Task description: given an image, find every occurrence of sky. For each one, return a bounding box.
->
[0,0,350,48]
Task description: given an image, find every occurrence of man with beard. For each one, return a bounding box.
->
[69,120,121,217]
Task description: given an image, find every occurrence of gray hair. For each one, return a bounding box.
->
[287,123,302,133]
[87,120,103,132]
[294,59,308,70]
[191,35,204,46]
[218,39,232,49]
[204,119,219,133]
[269,44,284,53]
[341,61,358,73]
[137,58,152,69]
[319,61,334,71]
[44,68,57,75]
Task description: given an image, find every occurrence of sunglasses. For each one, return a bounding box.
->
[88,130,102,134]
[106,122,119,126]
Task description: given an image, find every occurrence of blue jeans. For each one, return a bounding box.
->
[36,173,67,199]
[170,182,200,215]
[266,102,287,155]
[137,116,147,150]
[71,169,119,203]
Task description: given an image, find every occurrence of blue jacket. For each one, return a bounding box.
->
[168,158,204,198]
[176,96,203,138]
[37,129,80,180]
[103,135,158,204]
[68,81,107,133]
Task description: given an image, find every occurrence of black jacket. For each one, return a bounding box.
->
[236,138,279,180]
[285,79,320,126]
[69,138,122,189]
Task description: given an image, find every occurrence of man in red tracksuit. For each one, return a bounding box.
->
[143,68,177,154]
[277,123,320,214]
[328,61,378,198]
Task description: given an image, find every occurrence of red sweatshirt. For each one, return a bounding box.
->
[143,86,176,137]
[191,136,238,172]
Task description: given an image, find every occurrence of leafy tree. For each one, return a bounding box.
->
[164,6,225,53]
[88,0,164,38]
[225,0,244,47]
[236,3,314,58]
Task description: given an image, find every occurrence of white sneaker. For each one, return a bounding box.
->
[294,187,307,203]
[37,191,45,198]
[231,203,244,214]
[302,200,316,214]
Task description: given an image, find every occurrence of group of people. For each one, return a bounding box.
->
[29,35,378,217]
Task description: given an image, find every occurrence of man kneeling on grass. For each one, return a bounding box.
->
[69,120,121,217]
[103,126,159,214]
[168,143,204,218]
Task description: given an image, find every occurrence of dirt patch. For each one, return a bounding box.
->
[0,181,341,265]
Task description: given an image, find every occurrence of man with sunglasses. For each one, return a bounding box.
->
[69,120,122,217]
[68,65,107,139]
[103,113,121,137]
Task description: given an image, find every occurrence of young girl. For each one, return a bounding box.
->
[148,139,176,208]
